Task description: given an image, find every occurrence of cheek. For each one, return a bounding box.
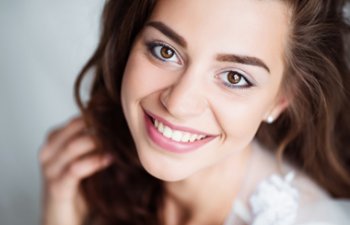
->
[122,54,151,102]
[210,95,271,143]
[122,50,175,104]
[121,49,153,133]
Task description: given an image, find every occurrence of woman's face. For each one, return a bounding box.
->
[121,0,290,181]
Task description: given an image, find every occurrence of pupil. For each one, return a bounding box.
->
[228,72,241,84]
[161,47,174,59]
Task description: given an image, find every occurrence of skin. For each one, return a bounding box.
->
[39,118,113,225]
[40,0,291,224]
[121,0,290,224]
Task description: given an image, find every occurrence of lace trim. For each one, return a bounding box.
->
[225,172,299,225]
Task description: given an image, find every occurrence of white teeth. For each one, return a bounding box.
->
[189,134,197,142]
[171,131,183,142]
[158,122,164,133]
[197,135,205,140]
[153,119,207,143]
[163,126,172,138]
[181,133,192,142]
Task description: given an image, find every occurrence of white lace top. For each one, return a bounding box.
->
[223,141,350,225]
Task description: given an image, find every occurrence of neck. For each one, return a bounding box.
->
[163,145,253,225]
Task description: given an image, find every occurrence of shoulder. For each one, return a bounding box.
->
[292,170,350,224]
[251,140,330,203]
[292,167,329,205]
[295,200,350,225]
[249,141,350,225]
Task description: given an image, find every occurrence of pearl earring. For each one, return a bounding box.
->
[267,116,274,124]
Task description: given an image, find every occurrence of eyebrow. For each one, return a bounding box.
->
[217,54,270,73]
[145,21,187,48]
[145,21,270,73]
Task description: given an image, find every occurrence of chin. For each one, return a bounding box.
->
[148,171,190,183]
[146,169,188,182]
[137,150,193,182]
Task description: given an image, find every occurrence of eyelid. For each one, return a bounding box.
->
[224,67,255,83]
[145,40,184,65]
[215,69,255,89]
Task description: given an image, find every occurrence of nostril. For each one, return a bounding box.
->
[159,87,172,109]
[160,95,169,109]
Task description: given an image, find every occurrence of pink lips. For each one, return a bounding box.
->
[144,111,217,154]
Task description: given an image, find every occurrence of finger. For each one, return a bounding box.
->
[43,135,97,179]
[40,117,86,163]
[49,154,114,200]
[70,153,114,179]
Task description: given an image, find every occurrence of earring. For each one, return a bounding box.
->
[266,115,274,124]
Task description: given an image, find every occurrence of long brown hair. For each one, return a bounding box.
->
[257,0,350,197]
[74,0,350,224]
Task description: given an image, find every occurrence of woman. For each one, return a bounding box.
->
[39,0,350,224]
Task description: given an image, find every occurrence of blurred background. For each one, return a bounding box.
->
[1,1,350,225]
[0,0,104,224]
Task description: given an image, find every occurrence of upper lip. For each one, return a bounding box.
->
[145,110,217,137]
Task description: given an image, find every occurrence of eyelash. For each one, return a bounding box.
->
[145,41,254,90]
[146,41,182,65]
[216,71,254,89]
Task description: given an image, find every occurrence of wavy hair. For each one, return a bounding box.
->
[74,0,350,224]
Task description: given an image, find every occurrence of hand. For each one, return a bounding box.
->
[39,117,113,225]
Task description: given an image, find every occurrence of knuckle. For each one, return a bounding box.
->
[65,141,76,153]
[38,146,48,163]
[66,136,95,153]
[39,133,60,162]
[44,163,76,185]
[66,163,80,179]
[81,136,96,149]
[38,143,55,162]
[46,127,62,142]
[41,161,64,181]
[66,116,85,130]
[65,140,81,154]
[40,156,51,174]
[42,165,56,180]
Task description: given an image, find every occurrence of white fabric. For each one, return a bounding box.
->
[249,172,299,225]
[223,141,350,225]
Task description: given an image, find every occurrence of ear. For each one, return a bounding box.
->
[263,94,289,124]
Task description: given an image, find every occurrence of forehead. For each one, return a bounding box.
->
[148,0,291,75]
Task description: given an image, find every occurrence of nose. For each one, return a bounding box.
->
[159,70,208,119]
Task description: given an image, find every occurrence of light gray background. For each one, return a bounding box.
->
[0,0,103,224]
[1,1,350,225]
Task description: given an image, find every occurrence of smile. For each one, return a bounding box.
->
[144,110,217,154]
[153,119,207,143]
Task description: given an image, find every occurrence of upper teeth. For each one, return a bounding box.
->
[154,119,206,143]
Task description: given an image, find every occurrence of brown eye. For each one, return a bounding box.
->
[217,70,252,89]
[148,42,181,64]
[160,46,175,59]
[227,71,242,84]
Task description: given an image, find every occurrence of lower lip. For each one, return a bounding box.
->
[144,113,216,154]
